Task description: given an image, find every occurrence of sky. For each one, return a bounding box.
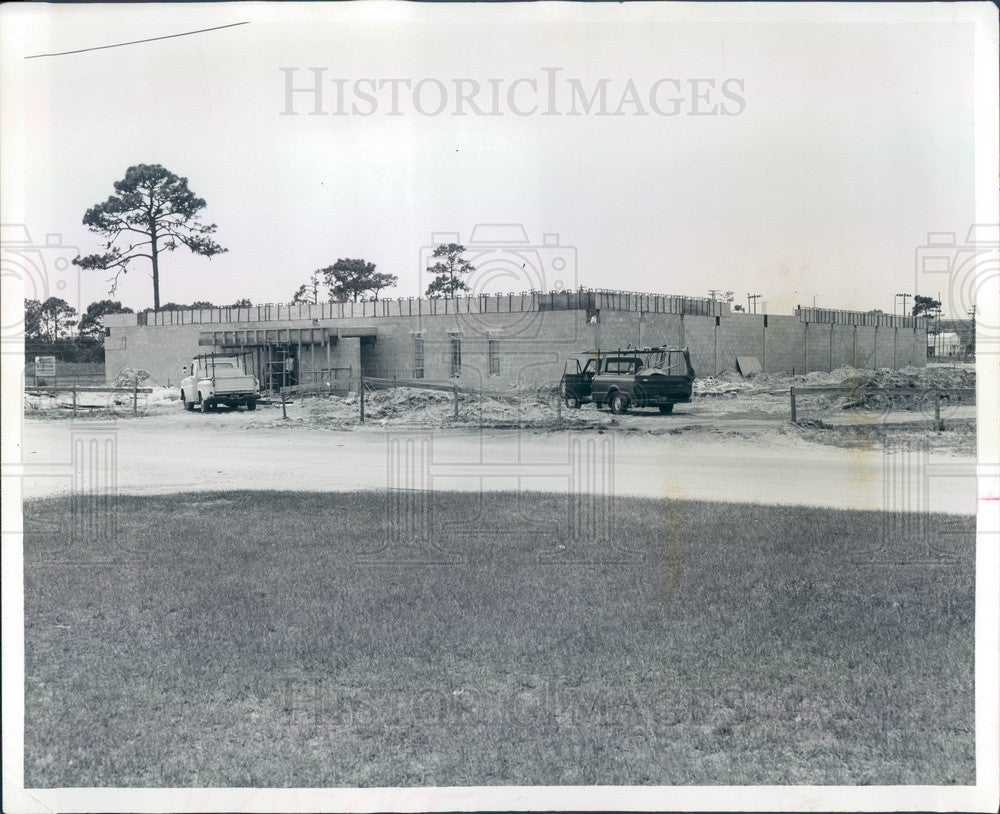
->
[0,2,985,318]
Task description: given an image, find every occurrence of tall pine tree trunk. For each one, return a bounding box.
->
[151,230,160,311]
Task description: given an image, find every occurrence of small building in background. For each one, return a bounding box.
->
[927,331,963,357]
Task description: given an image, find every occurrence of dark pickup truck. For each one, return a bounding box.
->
[560,347,695,414]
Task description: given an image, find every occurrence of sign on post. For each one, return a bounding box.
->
[34,355,56,384]
[34,355,56,378]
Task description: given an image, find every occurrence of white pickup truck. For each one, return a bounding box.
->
[180,354,259,412]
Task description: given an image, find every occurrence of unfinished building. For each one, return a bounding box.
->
[102,290,928,390]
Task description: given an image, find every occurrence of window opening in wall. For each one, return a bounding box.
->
[488,339,500,376]
[413,335,424,379]
[450,335,461,378]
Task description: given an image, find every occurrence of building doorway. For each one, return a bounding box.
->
[262,344,298,391]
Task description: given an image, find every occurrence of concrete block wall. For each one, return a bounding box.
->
[681,315,719,376]
[104,304,927,391]
[356,310,591,390]
[106,310,594,392]
[901,327,922,367]
[591,312,684,352]
[854,326,876,369]
[804,323,830,372]
[760,317,802,374]
[105,316,362,386]
[109,323,204,386]
[717,315,766,373]
[831,325,854,370]
[874,326,896,370]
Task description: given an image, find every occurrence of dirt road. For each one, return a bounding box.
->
[19,415,976,514]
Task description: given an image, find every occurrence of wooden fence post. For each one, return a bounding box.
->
[281,387,287,420]
[789,386,797,424]
[452,385,459,420]
[132,380,138,416]
[72,386,77,418]
[934,393,943,432]
[359,374,365,423]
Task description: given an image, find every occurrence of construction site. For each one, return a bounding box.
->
[99,290,929,392]
[24,283,973,468]
[20,290,981,793]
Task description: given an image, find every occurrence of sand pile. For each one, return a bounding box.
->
[288,386,610,429]
[830,367,976,411]
[695,365,974,405]
[114,368,153,387]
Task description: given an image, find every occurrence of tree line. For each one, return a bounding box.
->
[24,297,255,344]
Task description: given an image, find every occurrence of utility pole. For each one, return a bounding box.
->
[937,291,943,358]
[894,292,910,317]
[932,304,943,358]
[967,304,976,358]
[747,294,762,314]
[708,289,720,302]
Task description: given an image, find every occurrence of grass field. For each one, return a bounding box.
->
[24,491,974,787]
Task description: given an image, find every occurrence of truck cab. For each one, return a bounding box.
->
[180,354,259,413]
[561,347,695,414]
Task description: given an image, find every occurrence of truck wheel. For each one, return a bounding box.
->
[246,399,257,411]
[565,396,581,409]
[610,392,630,414]
[659,404,674,414]
[198,397,209,413]
[182,394,194,412]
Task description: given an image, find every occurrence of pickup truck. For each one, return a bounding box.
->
[561,347,695,414]
[180,354,259,412]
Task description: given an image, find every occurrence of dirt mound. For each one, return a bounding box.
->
[803,366,976,411]
[286,386,609,429]
[838,365,975,391]
[363,387,593,427]
[114,368,152,387]
[695,365,975,407]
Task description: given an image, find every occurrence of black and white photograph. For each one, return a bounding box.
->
[1,2,998,812]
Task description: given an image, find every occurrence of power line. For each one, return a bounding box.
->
[25,21,249,60]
